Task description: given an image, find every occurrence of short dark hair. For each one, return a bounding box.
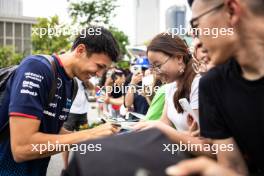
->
[71,26,120,62]
[188,0,194,7]
[244,0,264,15]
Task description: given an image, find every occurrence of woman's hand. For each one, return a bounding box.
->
[187,114,200,137]
[132,120,168,132]
[131,73,143,85]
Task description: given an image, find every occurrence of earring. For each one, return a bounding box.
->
[180,67,184,73]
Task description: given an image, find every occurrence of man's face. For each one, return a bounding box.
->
[73,45,112,81]
[191,0,238,65]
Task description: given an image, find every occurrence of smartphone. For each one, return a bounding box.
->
[101,116,133,129]
[106,70,113,78]
[142,74,154,87]
[131,65,142,75]
[178,98,199,123]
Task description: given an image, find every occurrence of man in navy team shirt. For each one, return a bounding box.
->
[0,26,120,176]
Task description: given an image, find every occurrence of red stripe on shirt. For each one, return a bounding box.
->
[10,112,38,119]
[54,54,63,67]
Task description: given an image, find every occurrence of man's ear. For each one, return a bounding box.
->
[225,0,242,26]
[75,44,87,57]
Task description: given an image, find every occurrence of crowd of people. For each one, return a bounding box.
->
[0,0,263,175]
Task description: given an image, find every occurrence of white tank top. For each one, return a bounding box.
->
[165,75,200,131]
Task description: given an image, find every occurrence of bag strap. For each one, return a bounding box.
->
[72,78,78,101]
[37,55,58,107]
[81,82,90,102]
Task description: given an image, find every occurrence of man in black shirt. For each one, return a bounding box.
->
[192,0,264,175]
[199,59,264,174]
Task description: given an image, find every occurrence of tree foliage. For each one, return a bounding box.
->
[0,46,24,67]
[109,26,129,58]
[69,0,118,26]
[69,0,129,58]
[32,15,71,55]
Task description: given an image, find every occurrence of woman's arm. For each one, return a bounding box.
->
[106,96,124,106]
[124,73,142,107]
[159,102,173,126]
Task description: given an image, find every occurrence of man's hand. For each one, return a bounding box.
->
[214,138,248,175]
[166,157,238,176]
[87,123,120,139]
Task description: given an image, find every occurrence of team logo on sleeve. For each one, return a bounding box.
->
[57,78,62,89]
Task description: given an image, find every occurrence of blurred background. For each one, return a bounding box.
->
[0,0,192,68]
[0,1,193,175]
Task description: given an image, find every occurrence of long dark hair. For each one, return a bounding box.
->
[147,33,196,113]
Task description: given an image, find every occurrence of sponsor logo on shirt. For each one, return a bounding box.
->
[49,103,57,108]
[55,94,62,100]
[59,115,67,121]
[24,72,44,82]
[22,80,40,89]
[43,110,56,117]
[20,89,38,96]
[62,108,70,113]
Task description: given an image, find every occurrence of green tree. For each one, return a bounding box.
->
[69,0,118,26]
[0,46,24,67]
[32,15,71,55]
[69,0,129,58]
[109,26,129,58]
[116,60,130,69]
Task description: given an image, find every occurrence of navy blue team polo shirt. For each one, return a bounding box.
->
[0,54,73,176]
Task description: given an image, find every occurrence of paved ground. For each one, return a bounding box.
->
[46,102,100,176]
[47,153,64,176]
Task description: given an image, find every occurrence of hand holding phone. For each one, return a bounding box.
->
[179,98,199,123]
[131,65,142,75]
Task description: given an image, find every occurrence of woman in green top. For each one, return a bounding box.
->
[142,71,165,121]
[144,84,166,120]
